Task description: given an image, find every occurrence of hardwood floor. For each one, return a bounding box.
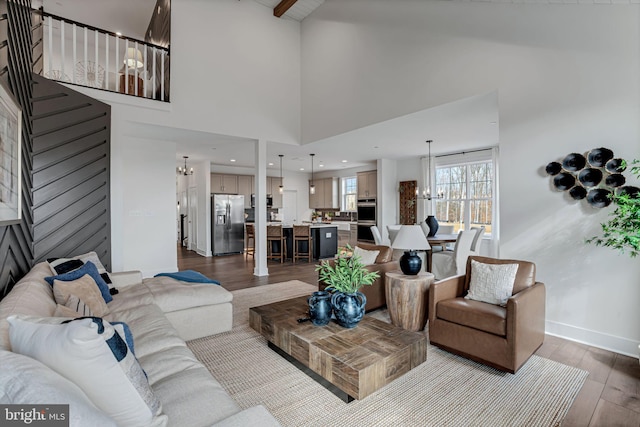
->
[178,246,640,426]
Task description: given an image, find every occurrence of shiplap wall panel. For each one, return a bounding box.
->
[0,0,35,298]
[31,73,111,268]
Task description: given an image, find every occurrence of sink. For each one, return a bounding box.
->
[335,223,351,231]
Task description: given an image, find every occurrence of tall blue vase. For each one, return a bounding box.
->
[425,215,439,237]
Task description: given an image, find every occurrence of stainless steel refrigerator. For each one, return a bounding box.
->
[212,194,245,255]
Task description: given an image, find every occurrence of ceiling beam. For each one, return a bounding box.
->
[274,0,298,17]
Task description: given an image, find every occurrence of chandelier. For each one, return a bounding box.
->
[417,140,444,200]
[178,156,193,175]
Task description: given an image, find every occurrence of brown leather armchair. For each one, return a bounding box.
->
[318,243,399,311]
[428,255,545,374]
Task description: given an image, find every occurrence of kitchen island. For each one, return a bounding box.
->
[265,223,338,261]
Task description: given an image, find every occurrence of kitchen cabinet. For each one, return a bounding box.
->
[357,170,377,199]
[267,176,283,208]
[350,226,357,246]
[338,230,350,248]
[309,177,338,209]
[237,175,253,208]
[211,174,238,194]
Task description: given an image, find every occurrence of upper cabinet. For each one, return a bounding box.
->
[237,175,253,208]
[267,176,283,208]
[309,177,338,209]
[211,174,239,194]
[357,170,377,199]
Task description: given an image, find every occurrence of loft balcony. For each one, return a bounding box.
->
[39,10,170,102]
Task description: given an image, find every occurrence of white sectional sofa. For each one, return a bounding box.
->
[0,261,281,427]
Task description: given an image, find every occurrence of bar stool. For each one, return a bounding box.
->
[293,224,312,263]
[267,225,286,263]
[245,223,255,259]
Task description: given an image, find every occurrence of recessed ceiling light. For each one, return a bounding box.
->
[490,121,497,125]
[341,160,348,163]
[299,168,305,171]
[230,159,236,162]
[319,164,324,168]
[268,162,274,166]
[116,31,122,36]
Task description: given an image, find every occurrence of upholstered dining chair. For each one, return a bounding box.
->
[431,229,476,280]
[387,225,401,245]
[428,256,546,373]
[470,226,486,255]
[370,226,383,245]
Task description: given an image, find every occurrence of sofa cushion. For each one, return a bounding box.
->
[353,246,380,266]
[45,261,112,304]
[52,275,110,317]
[0,350,117,427]
[8,315,166,427]
[465,260,519,306]
[436,297,507,337]
[0,263,56,351]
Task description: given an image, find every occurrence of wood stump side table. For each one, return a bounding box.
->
[385,271,435,332]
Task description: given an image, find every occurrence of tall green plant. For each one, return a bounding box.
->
[316,245,380,294]
[586,160,640,257]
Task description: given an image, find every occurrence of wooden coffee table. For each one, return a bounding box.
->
[249,296,427,402]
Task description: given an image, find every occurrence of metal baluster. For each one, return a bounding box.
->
[134,41,139,96]
[160,50,164,102]
[47,15,52,74]
[124,39,129,94]
[143,45,147,98]
[152,46,157,100]
[83,27,87,85]
[94,29,98,88]
[105,33,109,90]
[60,19,64,79]
[72,23,76,84]
[115,36,119,92]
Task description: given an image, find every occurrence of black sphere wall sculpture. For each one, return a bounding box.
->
[545,147,639,208]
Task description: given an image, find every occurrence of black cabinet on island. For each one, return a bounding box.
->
[264,223,338,261]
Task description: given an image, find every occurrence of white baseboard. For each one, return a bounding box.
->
[196,248,211,257]
[546,320,640,359]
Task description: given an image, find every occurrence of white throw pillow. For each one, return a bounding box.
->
[465,260,519,306]
[0,350,117,427]
[353,246,380,266]
[7,316,166,427]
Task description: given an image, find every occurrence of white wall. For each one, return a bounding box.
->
[302,1,640,355]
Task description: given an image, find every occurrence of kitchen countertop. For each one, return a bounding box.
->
[266,222,339,229]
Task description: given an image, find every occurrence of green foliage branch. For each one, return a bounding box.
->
[316,244,381,294]
[586,159,640,258]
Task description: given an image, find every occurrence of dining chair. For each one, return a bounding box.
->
[470,226,486,255]
[266,225,286,263]
[431,224,455,252]
[293,224,312,263]
[370,226,383,245]
[245,223,255,259]
[431,229,476,280]
[387,225,401,245]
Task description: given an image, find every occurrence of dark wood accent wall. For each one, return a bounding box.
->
[145,0,170,101]
[0,2,111,297]
[0,0,36,298]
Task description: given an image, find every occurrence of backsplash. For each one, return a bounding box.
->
[315,211,357,222]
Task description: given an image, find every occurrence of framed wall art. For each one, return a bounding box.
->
[0,80,22,225]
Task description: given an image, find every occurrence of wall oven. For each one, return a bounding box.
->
[357,198,377,243]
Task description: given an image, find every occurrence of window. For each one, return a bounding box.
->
[341,177,357,211]
[434,159,493,236]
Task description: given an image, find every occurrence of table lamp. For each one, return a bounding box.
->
[392,225,431,275]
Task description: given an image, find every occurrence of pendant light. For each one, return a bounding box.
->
[417,140,443,200]
[278,154,284,194]
[178,156,193,175]
[309,153,316,195]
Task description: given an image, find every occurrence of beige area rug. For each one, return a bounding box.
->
[188,281,588,427]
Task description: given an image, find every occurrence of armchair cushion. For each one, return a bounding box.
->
[437,298,507,337]
[465,260,519,306]
[353,246,379,266]
[354,242,393,264]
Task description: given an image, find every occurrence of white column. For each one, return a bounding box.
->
[254,139,269,276]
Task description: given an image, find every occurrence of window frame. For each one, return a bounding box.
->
[341,176,358,212]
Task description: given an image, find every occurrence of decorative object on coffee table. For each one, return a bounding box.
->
[392,225,431,275]
[307,290,332,326]
[385,271,435,332]
[316,244,380,328]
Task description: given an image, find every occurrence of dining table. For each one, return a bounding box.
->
[426,233,458,272]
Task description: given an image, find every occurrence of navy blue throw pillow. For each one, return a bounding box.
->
[45,261,113,303]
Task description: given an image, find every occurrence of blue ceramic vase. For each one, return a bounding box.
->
[331,291,367,328]
[308,291,332,326]
[425,215,439,237]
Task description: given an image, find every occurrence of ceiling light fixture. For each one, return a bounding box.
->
[178,156,193,176]
[417,140,444,200]
[309,154,316,195]
[278,154,284,194]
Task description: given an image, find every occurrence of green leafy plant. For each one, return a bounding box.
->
[586,159,640,257]
[316,244,380,294]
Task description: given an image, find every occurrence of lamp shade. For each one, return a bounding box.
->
[393,225,431,275]
[123,47,144,69]
[392,225,431,251]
